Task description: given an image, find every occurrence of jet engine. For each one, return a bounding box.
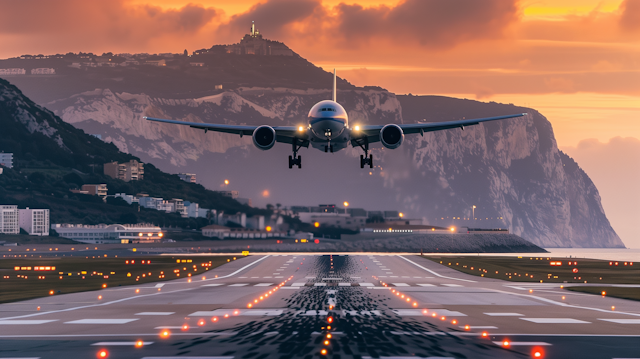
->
[252,125,276,150]
[380,124,404,149]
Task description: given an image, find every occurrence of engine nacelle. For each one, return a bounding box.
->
[380,124,404,149]
[252,125,276,150]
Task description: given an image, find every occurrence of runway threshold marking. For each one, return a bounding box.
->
[0,255,270,321]
[65,319,139,324]
[398,256,476,283]
[392,309,467,317]
[598,319,640,324]
[520,318,590,324]
[483,313,524,316]
[0,320,57,325]
[91,341,154,346]
[492,341,551,346]
[135,312,175,316]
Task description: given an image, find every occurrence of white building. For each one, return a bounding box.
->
[0,153,13,168]
[18,208,49,236]
[218,212,246,227]
[138,197,164,210]
[51,223,163,244]
[115,193,139,205]
[0,205,19,234]
[178,173,196,183]
[246,215,265,230]
[30,68,55,75]
[0,68,25,75]
[201,224,285,239]
[184,201,199,218]
[169,198,187,217]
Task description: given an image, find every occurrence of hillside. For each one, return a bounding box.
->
[0,47,623,248]
[0,78,268,227]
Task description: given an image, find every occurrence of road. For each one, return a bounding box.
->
[0,254,639,359]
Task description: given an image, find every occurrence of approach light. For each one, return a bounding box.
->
[135,340,144,348]
[97,349,108,358]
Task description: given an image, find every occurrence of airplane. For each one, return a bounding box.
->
[145,70,526,169]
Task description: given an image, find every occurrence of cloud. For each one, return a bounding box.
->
[217,0,520,49]
[0,0,219,51]
[333,0,520,48]
[218,0,322,42]
[620,0,640,33]
[561,137,640,248]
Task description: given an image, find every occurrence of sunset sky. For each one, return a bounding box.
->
[0,0,638,246]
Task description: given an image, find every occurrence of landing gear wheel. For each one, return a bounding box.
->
[369,154,373,168]
[360,155,364,168]
[289,155,302,169]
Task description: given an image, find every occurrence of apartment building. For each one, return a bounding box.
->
[0,205,19,234]
[18,208,50,236]
[104,160,144,182]
[81,184,108,197]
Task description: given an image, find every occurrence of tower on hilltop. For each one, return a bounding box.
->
[226,21,292,56]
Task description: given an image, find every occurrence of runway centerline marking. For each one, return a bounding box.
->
[0,255,270,321]
[484,313,524,316]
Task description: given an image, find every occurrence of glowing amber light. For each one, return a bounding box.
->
[327,317,333,323]
[161,330,170,338]
[503,340,510,347]
[98,350,108,358]
[135,340,144,348]
[49,290,54,295]
[314,222,320,228]
[326,334,332,338]
[481,332,488,337]
[321,349,327,355]
[324,340,330,345]
[354,125,360,131]
[182,324,189,330]
[464,325,470,330]
[298,126,304,132]
[224,179,229,185]
[266,226,272,232]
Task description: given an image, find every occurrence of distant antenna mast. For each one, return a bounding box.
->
[332,68,337,102]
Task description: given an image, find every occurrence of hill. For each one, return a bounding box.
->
[0,78,269,228]
[0,46,623,248]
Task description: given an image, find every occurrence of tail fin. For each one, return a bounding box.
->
[332,68,337,102]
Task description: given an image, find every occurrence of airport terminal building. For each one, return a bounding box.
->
[51,223,163,244]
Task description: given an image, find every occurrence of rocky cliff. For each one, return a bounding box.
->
[38,86,623,248]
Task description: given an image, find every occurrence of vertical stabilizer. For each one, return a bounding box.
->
[332,68,337,102]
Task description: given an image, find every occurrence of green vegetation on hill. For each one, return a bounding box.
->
[0,78,270,228]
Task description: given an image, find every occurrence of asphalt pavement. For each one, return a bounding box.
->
[1,254,639,359]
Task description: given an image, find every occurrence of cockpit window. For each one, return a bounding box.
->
[321,108,336,112]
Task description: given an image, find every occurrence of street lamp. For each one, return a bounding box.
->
[343,201,349,214]
[472,205,476,220]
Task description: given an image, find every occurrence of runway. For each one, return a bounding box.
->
[1,254,639,359]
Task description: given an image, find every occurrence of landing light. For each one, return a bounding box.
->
[298,126,304,132]
[354,125,360,131]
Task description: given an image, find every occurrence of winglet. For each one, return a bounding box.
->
[332,68,337,102]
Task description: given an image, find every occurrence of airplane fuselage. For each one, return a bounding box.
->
[307,100,350,152]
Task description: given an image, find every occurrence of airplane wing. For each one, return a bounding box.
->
[144,116,306,145]
[352,113,527,144]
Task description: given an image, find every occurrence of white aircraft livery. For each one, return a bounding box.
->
[145,70,526,169]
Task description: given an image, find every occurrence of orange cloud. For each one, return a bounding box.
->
[0,0,219,54]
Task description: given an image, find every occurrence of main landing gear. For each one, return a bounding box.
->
[289,138,303,169]
[353,137,373,168]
